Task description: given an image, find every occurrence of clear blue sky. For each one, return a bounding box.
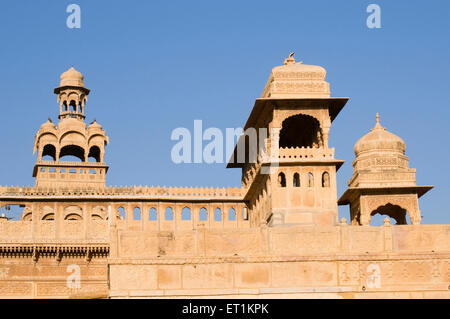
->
[0,1,449,224]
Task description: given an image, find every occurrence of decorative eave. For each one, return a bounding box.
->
[0,241,109,262]
[338,185,434,205]
[54,85,90,95]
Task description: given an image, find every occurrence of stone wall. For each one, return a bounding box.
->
[109,224,450,298]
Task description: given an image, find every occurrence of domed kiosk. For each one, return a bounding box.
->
[338,114,433,225]
[33,67,109,188]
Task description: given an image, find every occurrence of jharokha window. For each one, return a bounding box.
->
[278,172,286,187]
[293,173,300,187]
[322,172,330,187]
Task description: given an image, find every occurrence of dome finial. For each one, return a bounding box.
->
[372,112,384,131]
[284,52,301,65]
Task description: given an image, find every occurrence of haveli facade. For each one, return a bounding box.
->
[0,55,448,299]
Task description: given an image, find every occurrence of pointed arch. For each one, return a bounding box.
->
[181,207,191,220]
[228,208,236,221]
[165,207,174,220]
[199,207,207,221]
[149,207,157,221]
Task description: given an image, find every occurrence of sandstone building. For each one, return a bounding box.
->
[0,55,448,299]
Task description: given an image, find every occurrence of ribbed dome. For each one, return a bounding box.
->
[57,117,87,131]
[40,118,56,130]
[60,67,84,87]
[354,113,405,156]
[88,119,103,130]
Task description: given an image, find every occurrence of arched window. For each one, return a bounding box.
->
[278,172,286,187]
[214,208,222,222]
[308,172,314,187]
[69,100,77,112]
[199,208,207,221]
[49,168,56,173]
[165,207,173,221]
[88,146,101,163]
[69,169,76,174]
[242,207,248,221]
[280,114,322,148]
[181,207,191,220]
[149,208,157,221]
[322,172,330,187]
[370,203,408,226]
[118,207,126,220]
[293,173,300,187]
[60,168,66,173]
[228,208,236,221]
[42,144,56,161]
[59,145,84,162]
[133,207,141,220]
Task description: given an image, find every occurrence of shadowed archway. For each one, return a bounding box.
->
[370,203,408,225]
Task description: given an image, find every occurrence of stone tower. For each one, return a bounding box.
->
[228,54,348,227]
[338,114,433,225]
[33,67,109,188]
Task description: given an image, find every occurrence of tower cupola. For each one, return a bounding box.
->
[54,67,90,121]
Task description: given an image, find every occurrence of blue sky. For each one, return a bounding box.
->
[0,1,449,224]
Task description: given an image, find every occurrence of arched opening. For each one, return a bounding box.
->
[242,207,248,221]
[165,207,174,220]
[322,172,330,187]
[308,172,314,187]
[228,208,236,221]
[133,207,141,220]
[0,205,27,221]
[88,146,101,162]
[370,203,408,226]
[181,207,191,220]
[149,208,157,221]
[69,100,77,112]
[64,206,83,220]
[279,114,322,148]
[199,208,207,221]
[117,207,126,220]
[278,172,286,187]
[42,144,56,161]
[214,208,222,222]
[293,173,300,187]
[59,145,85,162]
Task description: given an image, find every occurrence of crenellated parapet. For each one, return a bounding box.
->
[0,185,244,200]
